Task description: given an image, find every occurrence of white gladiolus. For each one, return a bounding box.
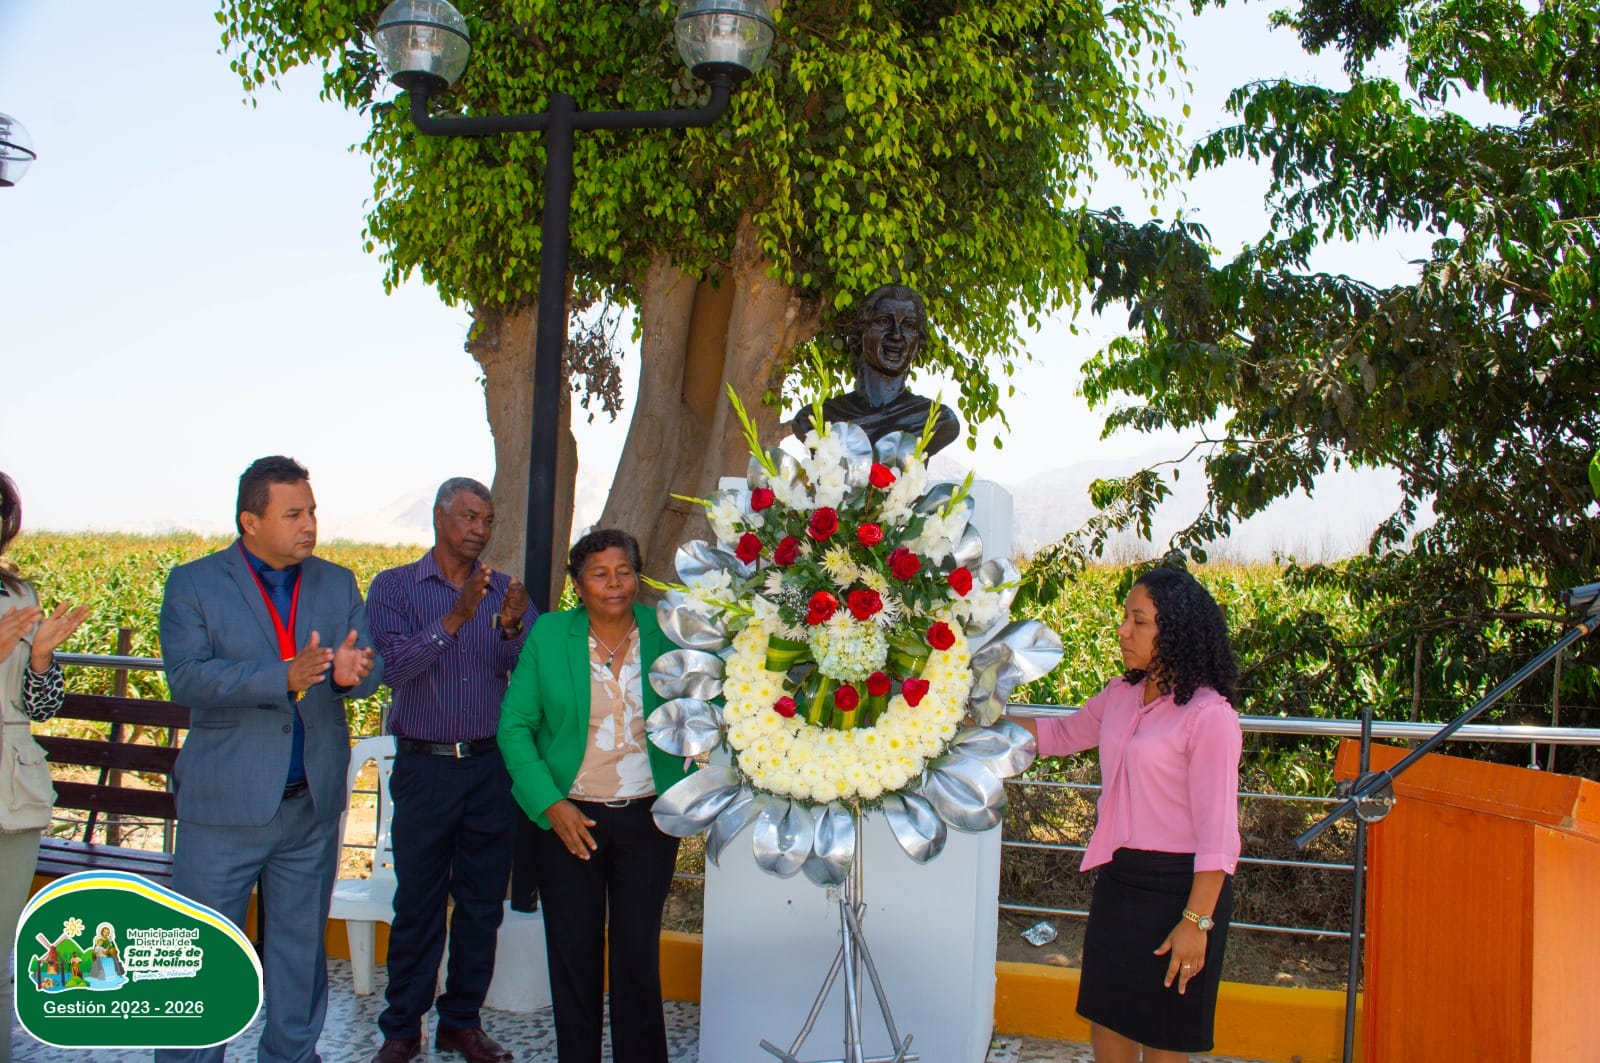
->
[708,494,745,544]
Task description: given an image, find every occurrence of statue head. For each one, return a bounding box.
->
[845,284,926,382]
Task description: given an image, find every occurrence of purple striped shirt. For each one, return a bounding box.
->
[366,551,536,743]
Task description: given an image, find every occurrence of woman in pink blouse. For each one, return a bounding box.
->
[1014,567,1242,1061]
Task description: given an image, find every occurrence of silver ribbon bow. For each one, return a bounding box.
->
[751,798,813,878]
[919,755,1007,832]
[652,766,743,837]
[880,792,948,864]
[648,648,726,701]
[645,697,723,757]
[801,802,858,886]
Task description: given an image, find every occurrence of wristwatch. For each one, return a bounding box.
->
[1182,908,1215,931]
[493,613,523,637]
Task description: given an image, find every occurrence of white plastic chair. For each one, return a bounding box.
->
[331,735,398,994]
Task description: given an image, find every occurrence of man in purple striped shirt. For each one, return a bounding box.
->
[366,478,535,1063]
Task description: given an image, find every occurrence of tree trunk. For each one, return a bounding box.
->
[468,303,578,609]
[600,215,820,584]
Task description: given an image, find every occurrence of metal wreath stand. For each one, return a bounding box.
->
[759,811,919,1063]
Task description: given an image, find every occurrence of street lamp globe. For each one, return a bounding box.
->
[373,0,472,94]
[674,0,776,83]
[0,113,36,187]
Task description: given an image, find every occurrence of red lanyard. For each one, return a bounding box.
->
[240,543,301,662]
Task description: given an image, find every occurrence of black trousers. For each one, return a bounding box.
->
[378,748,517,1039]
[535,797,680,1063]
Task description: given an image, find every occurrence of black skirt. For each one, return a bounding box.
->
[1075,848,1233,1053]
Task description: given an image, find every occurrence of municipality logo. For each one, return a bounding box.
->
[14,871,262,1049]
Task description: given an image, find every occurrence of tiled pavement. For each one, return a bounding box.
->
[9,960,1266,1062]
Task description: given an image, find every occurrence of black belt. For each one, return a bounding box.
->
[396,736,499,759]
[282,780,309,799]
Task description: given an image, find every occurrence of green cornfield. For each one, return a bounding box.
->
[7,531,1594,785]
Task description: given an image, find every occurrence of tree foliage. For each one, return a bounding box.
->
[218,0,1186,432]
[1029,0,1600,743]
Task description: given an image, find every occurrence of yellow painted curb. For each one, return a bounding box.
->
[993,960,1360,1063]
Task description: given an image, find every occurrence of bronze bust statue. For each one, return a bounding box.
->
[791,284,961,455]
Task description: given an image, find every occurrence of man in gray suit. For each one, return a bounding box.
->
[158,456,382,1063]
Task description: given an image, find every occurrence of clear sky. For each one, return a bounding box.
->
[0,1,1426,558]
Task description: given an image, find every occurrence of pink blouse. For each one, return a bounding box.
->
[1036,677,1243,875]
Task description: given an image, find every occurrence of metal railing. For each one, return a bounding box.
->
[998,704,1600,941]
[47,654,1600,942]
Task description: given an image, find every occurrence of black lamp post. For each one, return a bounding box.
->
[0,113,37,187]
[373,0,776,612]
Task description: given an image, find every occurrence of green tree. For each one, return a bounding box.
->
[218,0,1186,595]
[1037,0,1600,743]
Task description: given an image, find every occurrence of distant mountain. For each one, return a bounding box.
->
[322,450,1409,561]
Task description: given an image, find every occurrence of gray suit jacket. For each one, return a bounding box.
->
[158,541,383,827]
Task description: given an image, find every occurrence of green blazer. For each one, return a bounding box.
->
[497,603,691,828]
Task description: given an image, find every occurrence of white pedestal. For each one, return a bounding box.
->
[437,901,553,1013]
[700,480,1013,1063]
[699,816,1001,1063]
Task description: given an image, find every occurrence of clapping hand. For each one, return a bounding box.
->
[0,604,42,661]
[500,578,529,631]
[443,565,493,635]
[30,602,92,672]
[331,629,376,688]
[288,631,334,693]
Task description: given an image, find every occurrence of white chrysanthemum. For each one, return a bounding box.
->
[718,617,971,804]
[875,593,904,627]
[820,544,857,583]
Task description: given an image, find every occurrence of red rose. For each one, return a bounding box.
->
[866,671,891,697]
[900,677,930,707]
[807,507,839,541]
[888,547,922,581]
[869,463,896,489]
[847,588,884,620]
[773,695,798,718]
[806,591,839,625]
[856,522,884,547]
[750,487,775,511]
[834,684,861,712]
[947,566,974,596]
[774,536,801,567]
[735,532,762,564]
[926,621,956,651]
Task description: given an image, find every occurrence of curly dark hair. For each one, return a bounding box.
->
[1123,567,1239,705]
[567,528,643,585]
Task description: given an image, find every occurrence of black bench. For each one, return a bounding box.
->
[32,692,188,884]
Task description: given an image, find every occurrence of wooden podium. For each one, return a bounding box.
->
[1334,741,1600,1061]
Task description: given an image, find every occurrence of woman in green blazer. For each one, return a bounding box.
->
[498,528,690,1063]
